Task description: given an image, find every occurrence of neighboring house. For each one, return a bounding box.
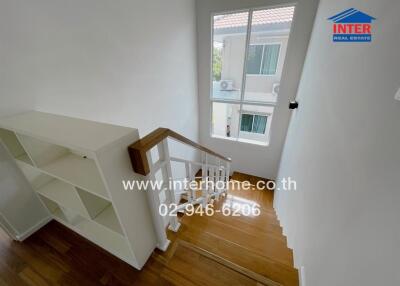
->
[212,7,293,144]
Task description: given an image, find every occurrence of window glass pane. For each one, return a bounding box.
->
[211,102,240,140]
[210,6,295,146]
[238,105,274,145]
[261,44,280,75]
[240,114,253,132]
[253,115,267,133]
[212,11,249,100]
[243,6,295,103]
[246,45,263,74]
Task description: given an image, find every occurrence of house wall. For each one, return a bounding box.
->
[221,35,246,90]
[274,0,400,285]
[0,0,198,233]
[221,34,289,97]
[212,103,229,137]
[196,0,320,179]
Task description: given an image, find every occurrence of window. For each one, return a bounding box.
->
[246,44,280,75]
[240,114,267,134]
[211,6,295,145]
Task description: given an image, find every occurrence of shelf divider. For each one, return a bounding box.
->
[36,179,90,219]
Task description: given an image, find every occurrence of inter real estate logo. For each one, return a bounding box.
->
[328,8,376,42]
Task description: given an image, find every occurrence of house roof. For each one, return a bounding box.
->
[328,8,376,23]
[214,6,295,30]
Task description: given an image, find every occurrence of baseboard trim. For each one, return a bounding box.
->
[273,203,301,269]
[15,216,52,241]
[300,266,306,286]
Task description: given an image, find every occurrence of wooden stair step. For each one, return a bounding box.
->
[180,215,292,265]
[160,268,199,286]
[162,240,279,286]
[167,227,298,286]
[208,211,285,242]
[213,195,279,218]
[227,189,274,208]
[209,202,283,232]
[183,211,285,243]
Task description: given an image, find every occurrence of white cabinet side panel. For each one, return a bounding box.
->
[95,131,157,269]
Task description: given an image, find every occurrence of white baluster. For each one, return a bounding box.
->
[201,151,208,207]
[220,167,226,197]
[145,151,170,251]
[210,165,216,200]
[159,140,181,232]
[187,162,197,203]
[225,161,231,196]
[215,158,221,200]
[184,161,192,202]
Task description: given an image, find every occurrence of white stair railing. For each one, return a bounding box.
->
[128,128,231,251]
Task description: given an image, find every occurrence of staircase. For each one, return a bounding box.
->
[128,128,231,250]
[128,129,298,286]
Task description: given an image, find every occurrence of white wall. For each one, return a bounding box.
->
[0,0,198,234]
[196,0,319,179]
[0,0,198,139]
[274,0,400,285]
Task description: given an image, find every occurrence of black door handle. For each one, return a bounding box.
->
[289,101,298,109]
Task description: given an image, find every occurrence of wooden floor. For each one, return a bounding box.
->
[0,172,298,286]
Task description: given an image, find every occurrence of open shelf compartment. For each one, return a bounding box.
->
[39,195,69,223]
[38,194,132,264]
[0,128,33,165]
[17,160,54,190]
[18,163,91,219]
[18,161,123,235]
[37,180,91,219]
[76,188,123,235]
[55,206,132,264]
[72,215,132,263]
[16,133,109,199]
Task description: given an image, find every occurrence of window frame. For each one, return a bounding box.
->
[240,113,255,133]
[246,43,281,76]
[240,113,268,134]
[209,5,295,146]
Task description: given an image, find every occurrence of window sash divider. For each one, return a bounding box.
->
[237,9,253,143]
[211,98,277,107]
[259,45,266,75]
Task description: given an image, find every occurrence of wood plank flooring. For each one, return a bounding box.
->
[0,172,298,285]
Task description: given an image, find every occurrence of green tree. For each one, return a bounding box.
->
[213,47,222,81]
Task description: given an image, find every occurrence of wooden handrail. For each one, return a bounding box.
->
[128,128,231,175]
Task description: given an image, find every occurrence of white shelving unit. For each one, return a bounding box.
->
[0,128,34,166]
[0,111,157,269]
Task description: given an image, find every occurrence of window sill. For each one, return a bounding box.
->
[211,135,269,147]
[246,74,277,77]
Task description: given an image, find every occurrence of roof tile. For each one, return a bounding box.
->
[214,6,295,29]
